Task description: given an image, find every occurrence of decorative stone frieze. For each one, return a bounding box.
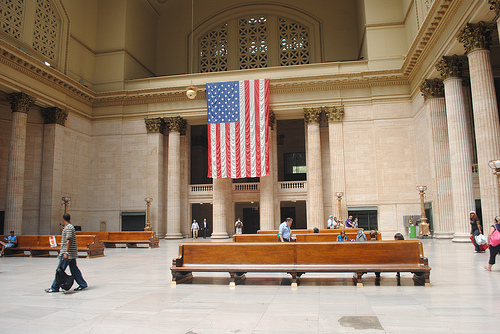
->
[5,92,36,113]
[435,55,466,79]
[489,1,500,19]
[145,118,165,134]
[303,107,322,123]
[324,106,345,122]
[41,107,68,126]
[420,78,445,100]
[268,110,275,130]
[458,21,494,54]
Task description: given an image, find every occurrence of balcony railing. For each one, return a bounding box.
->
[278,181,307,192]
[189,184,213,194]
[232,183,259,191]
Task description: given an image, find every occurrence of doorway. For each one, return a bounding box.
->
[280,201,307,229]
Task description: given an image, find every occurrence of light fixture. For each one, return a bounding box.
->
[186,0,197,99]
[186,86,197,99]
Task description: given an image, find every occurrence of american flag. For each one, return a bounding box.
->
[206,79,270,179]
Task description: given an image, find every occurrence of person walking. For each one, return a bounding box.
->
[45,213,88,292]
[191,219,199,239]
[485,216,500,271]
[470,211,483,252]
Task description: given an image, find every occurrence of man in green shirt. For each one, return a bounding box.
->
[45,213,88,292]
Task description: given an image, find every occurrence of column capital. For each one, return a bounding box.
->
[458,21,495,54]
[420,78,445,100]
[435,55,466,79]
[489,1,500,19]
[5,92,36,113]
[269,110,276,130]
[145,118,165,134]
[304,107,322,124]
[324,106,345,122]
[41,107,68,126]
[166,116,187,135]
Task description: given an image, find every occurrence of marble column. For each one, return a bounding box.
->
[39,107,68,234]
[180,124,190,237]
[420,79,454,238]
[212,177,229,238]
[4,92,36,234]
[165,117,185,239]
[458,22,500,226]
[436,56,475,242]
[304,108,324,229]
[325,106,346,221]
[145,118,165,237]
[489,1,500,42]
[260,111,276,230]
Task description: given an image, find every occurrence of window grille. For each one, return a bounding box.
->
[238,16,268,69]
[0,0,24,40]
[33,0,59,60]
[278,17,309,66]
[199,23,228,72]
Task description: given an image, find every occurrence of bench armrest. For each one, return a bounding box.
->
[172,256,183,267]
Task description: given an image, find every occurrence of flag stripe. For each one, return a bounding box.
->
[207,79,269,179]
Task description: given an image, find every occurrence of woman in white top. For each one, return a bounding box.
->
[235,218,243,234]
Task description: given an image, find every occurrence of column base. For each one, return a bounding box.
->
[434,232,454,239]
[452,233,471,243]
[165,233,183,239]
[211,232,229,239]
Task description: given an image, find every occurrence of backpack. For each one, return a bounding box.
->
[236,221,242,228]
[490,224,500,247]
[56,266,74,291]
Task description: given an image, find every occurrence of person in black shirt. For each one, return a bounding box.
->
[470,211,483,252]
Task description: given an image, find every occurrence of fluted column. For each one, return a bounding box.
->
[4,92,36,234]
[145,118,165,237]
[304,108,324,229]
[165,117,185,239]
[458,22,500,226]
[260,111,275,230]
[325,106,346,221]
[420,79,454,238]
[212,177,229,238]
[180,124,190,237]
[436,56,475,242]
[39,107,68,234]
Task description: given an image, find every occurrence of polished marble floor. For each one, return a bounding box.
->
[0,238,499,333]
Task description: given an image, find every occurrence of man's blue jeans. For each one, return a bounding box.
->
[50,256,87,291]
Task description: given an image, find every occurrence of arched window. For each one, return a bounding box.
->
[0,0,69,71]
[195,7,320,73]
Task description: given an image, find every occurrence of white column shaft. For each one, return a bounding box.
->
[443,77,475,241]
[260,128,275,230]
[212,178,229,238]
[328,121,346,220]
[166,131,182,238]
[468,49,500,226]
[306,122,324,228]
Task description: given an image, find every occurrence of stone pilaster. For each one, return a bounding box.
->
[212,177,229,238]
[4,92,36,234]
[260,111,275,230]
[180,124,190,237]
[304,107,324,229]
[458,22,500,226]
[144,118,166,237]
[420,79,454,238]
[165,117,186,239]
[324,106,346,221]
[436,57,475,242]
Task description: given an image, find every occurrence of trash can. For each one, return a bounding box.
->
[409,225,417,238]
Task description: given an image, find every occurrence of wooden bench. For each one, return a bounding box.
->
[256,228,366,234]
[0,235,105,258]
[171,240,431,287]
[76,231,159,248]
[234,232,378,242]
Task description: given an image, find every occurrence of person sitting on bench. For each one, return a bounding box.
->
[0,230,18,257]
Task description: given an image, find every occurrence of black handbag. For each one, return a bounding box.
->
[55,265,74,291]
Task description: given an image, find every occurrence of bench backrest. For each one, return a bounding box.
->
[178,240,425,266]
[76,231,109,241]
[296,232,376,242]
[107,231,156,241]
[0,235,38,248]
[233,234,279,242]
[256,228,365,234]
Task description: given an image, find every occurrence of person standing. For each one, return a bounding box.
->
[345,215,354,228]
[470,211,483,252]
[485,216,500,271]
[0,230,18,257]
[278,218,293,242]
[191,219,199,239]
[202,218,208,239]
[235,218,243,234]
[327,215,334,229]
[45,214,87,292]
